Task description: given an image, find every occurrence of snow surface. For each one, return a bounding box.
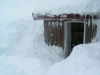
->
[0,0,64,75]
[0,16,64,75]
[33,0,100,15]
[0,0,100,75]
[48,42,100,75]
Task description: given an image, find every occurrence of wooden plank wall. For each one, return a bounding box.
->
[44,20,64,48]
[44,20,97,49]
[85,20,97,43]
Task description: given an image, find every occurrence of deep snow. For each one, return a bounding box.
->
[33,0,100,15]
[0,0,64,75]
[0,0,100,75]
[0,20,64,75]
[48,42,100,75]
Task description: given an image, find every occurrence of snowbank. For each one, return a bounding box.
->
[33,0,100,15]
[0,20,64,75]
[48,42,100,75]
[0,0,64,75]
[0,55,46,75]
[0,0,100,75]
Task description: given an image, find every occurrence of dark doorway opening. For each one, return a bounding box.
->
[71,22,84,50]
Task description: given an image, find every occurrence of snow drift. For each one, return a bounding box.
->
[48,42,100,75]
[0,0,64,75]
[0,0,100,75]
[33,0,100,15]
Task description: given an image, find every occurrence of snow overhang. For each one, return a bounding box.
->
[33,0,100,16]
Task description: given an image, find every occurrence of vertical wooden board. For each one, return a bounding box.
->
[91,24,94,39]
[92,25,95,39]
[94,24,97,38]
[86,24,91,43]
[58,21,62,47]
[48,21,53,45]
[47,21,50,45]
[85,20,90,43]
[58,21,60,47]
[45,21,48,44]
[44,21,48,43]
[44,21,46,42]
[48,21,51,45]
[89,24,92,42]
[50,21,54,46]
[55,21,58,46]
[49,21,54,46]
[92,24,97,39]
[61,21,64,49]
[53,21,56,45]
[60,21,63,47]
[52,21,55,45]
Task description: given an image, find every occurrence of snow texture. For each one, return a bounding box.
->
[0,0,64,75]
[33,0,100,15]
[0,0,100,75]
[0,20,64,75]
[47,42,100,75]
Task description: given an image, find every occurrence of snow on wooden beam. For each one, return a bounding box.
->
[32,13,100,20]
[32,13,57,20]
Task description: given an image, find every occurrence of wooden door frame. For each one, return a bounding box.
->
[64,21,85,58]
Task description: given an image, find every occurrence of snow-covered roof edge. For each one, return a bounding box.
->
[32,13,100,20]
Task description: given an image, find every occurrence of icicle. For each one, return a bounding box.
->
[60,21,62,26]
[49,22,50,25]
[52,22,54,25]
[56,21,58,25]
[91,19,100,42]
[60,18,62,21]
[61,14,67,18]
